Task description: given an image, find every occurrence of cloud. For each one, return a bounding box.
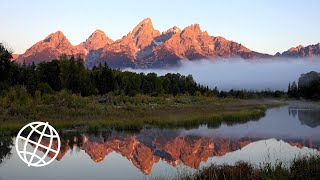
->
[125,58,320,91]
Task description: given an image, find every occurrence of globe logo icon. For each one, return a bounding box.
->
[15,122,61,167]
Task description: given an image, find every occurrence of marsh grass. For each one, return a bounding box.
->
[152,155,320,180]
[0,88,284,135]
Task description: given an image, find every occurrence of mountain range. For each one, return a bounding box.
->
[14,18,320,68]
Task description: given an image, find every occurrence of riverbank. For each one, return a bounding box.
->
[0,89,285,134]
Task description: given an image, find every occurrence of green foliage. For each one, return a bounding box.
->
[157,155,320,180]
[37,60,61,91]
[219,89,286,99]
[37,82,53,95]
[119,71,142,96]
[289,155,320,179]
[287,71,320,100]
[0,90,280,134]
[2,86,32,106]
[0,43,14,93]
[288,81,299,99]
[59,55,84,93]
[297,71,320,100]
[92,62,115,94]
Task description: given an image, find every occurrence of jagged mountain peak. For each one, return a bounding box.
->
[15,30,86,64]
[277,42,320,57]
[137,17,152,26]
[132,17,155,36]
[181,24,202,36]
[131,17,160,49]
[163,26,181,35]
[92,29,106,35]
[82,29,113,51]
[141,17,152,24]
[43,30,71,48]
[288,45,304,52]
[44,30,65,39]
[19,18,320,68]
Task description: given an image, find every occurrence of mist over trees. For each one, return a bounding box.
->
[0,43,212,97]
[1,43,309,99]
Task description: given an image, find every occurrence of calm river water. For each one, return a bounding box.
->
[0,105,320,180]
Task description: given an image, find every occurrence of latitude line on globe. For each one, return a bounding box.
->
[28,122,49,166]
[18,151,46,164]
[18,136,59,153]
[29,125,59,138]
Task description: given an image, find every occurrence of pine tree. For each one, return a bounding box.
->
[288,82,292,97]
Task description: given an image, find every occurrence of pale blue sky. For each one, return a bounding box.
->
[1,0,319,54]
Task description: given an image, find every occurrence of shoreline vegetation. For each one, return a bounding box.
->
[0,88,286,135]
[153,155,320,180]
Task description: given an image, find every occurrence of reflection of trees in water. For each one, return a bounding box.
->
[289,108,320,128]
[298,110,320,128]
[0,137,13,165]
[288,108,298,118]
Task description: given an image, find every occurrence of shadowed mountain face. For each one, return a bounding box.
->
[15,18,274,69]
[276,43,320,57]
[30,129,320,175]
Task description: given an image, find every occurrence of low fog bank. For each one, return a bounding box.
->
[125,58,320,91]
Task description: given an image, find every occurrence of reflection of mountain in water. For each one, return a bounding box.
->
[289,108,320,128]
[31,133,84,161]
[0,137,13,165]
[32,129,320,175]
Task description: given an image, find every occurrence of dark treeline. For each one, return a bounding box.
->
[288,71,320,100]
[0,44,212,96]
[218,89,286,99]
[0,58,211,97]
[0,43,286,98]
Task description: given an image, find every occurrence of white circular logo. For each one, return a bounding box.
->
[15,122,61,167]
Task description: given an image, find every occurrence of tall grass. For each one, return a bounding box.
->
[153,155,320,180]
